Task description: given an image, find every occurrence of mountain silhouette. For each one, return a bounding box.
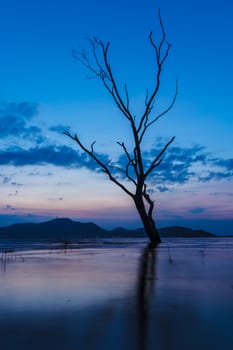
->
[0,218,214,239]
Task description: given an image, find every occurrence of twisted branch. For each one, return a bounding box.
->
[64,131,134,198]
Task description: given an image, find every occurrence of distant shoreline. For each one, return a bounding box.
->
[0,217,219,239]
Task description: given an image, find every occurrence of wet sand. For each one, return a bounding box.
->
[0,238,233,350]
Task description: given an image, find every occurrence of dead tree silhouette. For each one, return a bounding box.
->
[65,10,177,244]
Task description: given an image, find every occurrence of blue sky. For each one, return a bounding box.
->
[0,0,232,234]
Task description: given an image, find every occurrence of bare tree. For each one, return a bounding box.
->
[65,10,177,244]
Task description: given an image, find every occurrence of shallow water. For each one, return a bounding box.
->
[0,238,233,350]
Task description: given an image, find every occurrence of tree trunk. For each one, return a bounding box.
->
[134,195,161,244]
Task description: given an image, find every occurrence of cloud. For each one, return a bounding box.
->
[49,124,70,134]
[198,171,233,182]
[3,176,11,184]
[28,171,53,177]
[8,190,19,197]
[157,186,170,192]
[0,101,42,139]
[11,182,23,186]
[0,145,109,170]
[189,207,206,214]
[210,192,233,197]
[0,135,232,187]
[211,158,233,171]
[143,144,233,185]
[0,102,38,120]
[48,197,63,201]
[1,174,23,188]
[3,204,17,211]
[116,145,204,185]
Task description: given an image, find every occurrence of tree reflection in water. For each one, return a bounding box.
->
[136,243,157,350]
[1,241,232,350]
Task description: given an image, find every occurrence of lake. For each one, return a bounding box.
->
[0,238,233,350]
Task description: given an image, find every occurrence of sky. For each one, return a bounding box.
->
[0,0,232,235]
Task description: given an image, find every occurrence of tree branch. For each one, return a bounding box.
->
[64,131,135,198]
[124,83,130,110]
[109,162,137,186]
[101,42,132,120]
[139,79,178,143]
[141,183,155,218]
[147,79,178,128]
[73,39,133,122]
[137,10,172,136]
[144,136,175,178]
[116,141,139,178]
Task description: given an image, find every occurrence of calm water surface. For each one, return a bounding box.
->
[0,238,233,350]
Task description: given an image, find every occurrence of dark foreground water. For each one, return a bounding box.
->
[0,238,233,350]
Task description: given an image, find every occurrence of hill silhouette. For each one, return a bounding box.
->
[0,218,214,239]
